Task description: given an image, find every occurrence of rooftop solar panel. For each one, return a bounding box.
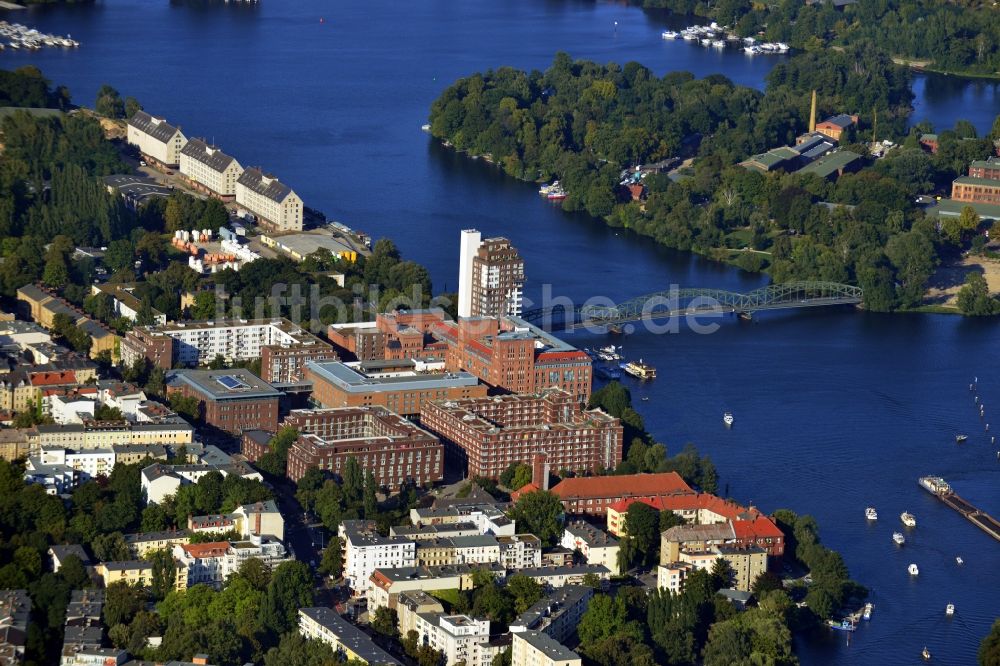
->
[217,375,248,390]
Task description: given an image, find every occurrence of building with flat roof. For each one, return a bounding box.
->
[179,138,243,200]
[122,318,334,383]
[814,113,858,142]
[421,388,622,479]
[432,317,593,403]
[284,407,443,489]
[126,110,187,168]
[968,158,1000,180]
[511,631,581,666]
[412,613,500,666]
[298,607,402,666]
[457,230,526,318]
[235,167,303,232]
[367,563,500,611]
[141,459,262,505]
[304,360,485,416]
[795,149,862,180]
[260,230,359,263]
[166,369,281,435]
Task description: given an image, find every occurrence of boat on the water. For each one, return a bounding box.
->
[945,603,954,616]
[918,476,952,496]
[908,563,919,576]
[622,360,656,380]
[865,506,878,521]
[901,511,916,527]
[827,619,855,632]
[862,602,873,620]
[661,30,678,39]
[538,180,561,196]
[723,412,734,427]
[955,434,968,443]
[893,532,905,545]
[922,646,931,660]
[956,556,963,565]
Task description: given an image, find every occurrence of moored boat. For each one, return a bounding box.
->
[865,506,878,521]
[893,532,905,545]
[901,511,916,527]
[661,30,678,39]
[622,360,656,380]
[723,412,734,427]
[862,602,873,620]
[908,563,919,576]
[945,603,954,616]
[918,476,952,496]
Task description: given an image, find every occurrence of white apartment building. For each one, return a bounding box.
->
[561,522,621,576]
[409,503,517,536]
[179,138,244,199]
[451,535,501,565]
[235,167,303,231]
[131,318,321,367]
[412,613,500,666]
[173,535,289,589]
[126,111,187,167]
[511,631,582,666]
[47,394,96,424]
[340,520,415,596]
[499,534,543,570]
[188,499,285,542]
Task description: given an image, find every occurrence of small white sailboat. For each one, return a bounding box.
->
[908,563,919,576]
[661,30,679,39]
[723,412,734,427]
[865,506,878,521]
[956,556,963,565]
[945,603,954,616]
[901,511,916,527]
[893,532,905,545]
[922,646,931,661]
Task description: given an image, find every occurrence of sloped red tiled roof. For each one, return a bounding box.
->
[732,515,784,540]
[181,541,229,558]
[547,472,694,501]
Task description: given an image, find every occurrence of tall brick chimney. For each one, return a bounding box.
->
[532,453,550,491]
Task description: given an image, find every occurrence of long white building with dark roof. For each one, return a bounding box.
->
[126,110,187,167]
[235,167,303,231]
[179,138,244,199]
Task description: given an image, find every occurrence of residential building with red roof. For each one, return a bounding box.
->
[512,472,695,517]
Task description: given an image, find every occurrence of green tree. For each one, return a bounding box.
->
[342,456,363,505]
[507,574,543,614]
[957,272,1000,316]
[124,96,142,119]
[94,84,124,118]
[104,581,146,627]
[259,561,314,636]
[363,469,378,519]
[509,490,564,546]
[318,537,343,579]
[370,606,399,640]
[620,501,660,570]
[981,618,1000,666]
[149,548,177,601]
[578,594,643,650]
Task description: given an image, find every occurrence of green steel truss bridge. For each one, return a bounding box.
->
[522,281,863,330]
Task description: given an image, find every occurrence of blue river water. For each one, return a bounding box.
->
[4,0,999,663]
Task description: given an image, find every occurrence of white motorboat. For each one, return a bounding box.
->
[865,507,878,521]
[862,602,873,620]
[893,532,905,545]
[901,511,916,527]
[723,412,734,427]
[711,39,725,48]
[945,603,954,616]
[956,556,963,565]
[661,30,678,39]
[908,563,919,576]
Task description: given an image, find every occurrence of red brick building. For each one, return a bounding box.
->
[421,388,623,479]
[284,407,443,490]
[241,429,273,462]
[950,159,1000,204]
[512,472,695,517]
[166,369,282,435]
[968,159,1000,181]
[432,317,593,403]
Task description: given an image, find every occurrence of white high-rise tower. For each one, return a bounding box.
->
[457,229,481,318]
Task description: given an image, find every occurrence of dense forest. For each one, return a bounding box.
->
[429,51,1000,311]
[635,0,1000,76]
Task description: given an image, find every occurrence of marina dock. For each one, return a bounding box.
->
[919,476,1000,542]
